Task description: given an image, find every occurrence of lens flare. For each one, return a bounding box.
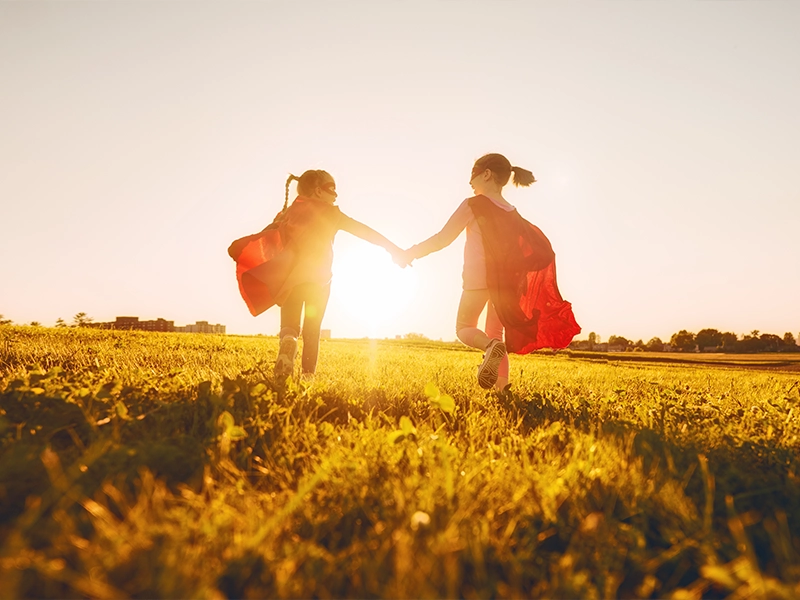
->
[330,245,417,336]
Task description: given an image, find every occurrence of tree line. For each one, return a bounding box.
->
[579,329,799,353]
[0,313,93,328]
[2,315,799,353]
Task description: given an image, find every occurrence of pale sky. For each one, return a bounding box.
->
[2,1,799,343]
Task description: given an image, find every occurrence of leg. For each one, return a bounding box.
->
[456,289,492,350]
[279,286,303,340]
[299,282,331,374]
[456,289,506,389]
[486,301,509,390]
[276,286,303,378]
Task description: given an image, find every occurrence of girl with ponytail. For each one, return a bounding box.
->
[400,153,580,391]
[229,169,405,381]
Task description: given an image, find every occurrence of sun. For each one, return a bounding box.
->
[330,244,417,335]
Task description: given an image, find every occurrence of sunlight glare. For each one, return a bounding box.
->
[331,245,417,336]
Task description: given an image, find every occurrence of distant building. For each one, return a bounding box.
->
[173,321,226,334]
[91,317,225,334]
[91,316,174,332]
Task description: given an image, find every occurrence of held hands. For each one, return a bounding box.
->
[390,248,415,268]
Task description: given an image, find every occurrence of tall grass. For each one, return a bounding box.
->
[1,326,798,598]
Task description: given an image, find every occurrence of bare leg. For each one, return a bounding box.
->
[456,289,507,389]
[485,301,509,390]
[456,289,491,349]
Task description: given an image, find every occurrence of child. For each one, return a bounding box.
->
[229,169,405,381]
[401,153,580,390]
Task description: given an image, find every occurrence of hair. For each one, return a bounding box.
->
[473,153,536,188]
[283,169,332,209]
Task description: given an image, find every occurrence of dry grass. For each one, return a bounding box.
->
[1,325,799,598]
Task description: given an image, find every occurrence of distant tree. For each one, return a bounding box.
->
[645,337,664,352]
[741,331,764,352]
[783,332,797,347]
[634,339,646,351]
[404,332,428,340]
[607,335,631,349]
[55,318,67,328]
[759,333,782,352]
[670,330,696,352]
[29,321,42,327]
[588,331,597,350]
[72,312,93,327]
[720,332,738,352]
[0,314,11,326]
[696,328,723,352]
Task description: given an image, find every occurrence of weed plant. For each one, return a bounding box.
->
[1,326,799,598]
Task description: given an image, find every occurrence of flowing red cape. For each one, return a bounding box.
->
[469,196,581,353]
[228,198,342,316]
[228,222,294,316]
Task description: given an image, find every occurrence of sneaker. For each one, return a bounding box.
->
[274,336,297,381]
[477,339,506,389]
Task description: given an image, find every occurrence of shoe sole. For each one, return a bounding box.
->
[274,356,293,379]
[275,338,297,380]
[477,341,506,389]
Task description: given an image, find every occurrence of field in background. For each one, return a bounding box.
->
[1,326,799,598]
[567,350,800,372]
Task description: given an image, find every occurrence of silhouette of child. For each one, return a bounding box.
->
[229,169,404,380]
[400,153,580,390]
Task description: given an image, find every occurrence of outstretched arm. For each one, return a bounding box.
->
[405,199,471,262]
[339,215,406,264]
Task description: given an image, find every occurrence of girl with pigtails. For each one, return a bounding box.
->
[400,153,580,391]
[229,170,405,381]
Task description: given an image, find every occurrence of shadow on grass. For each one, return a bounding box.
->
[494,388,800,584]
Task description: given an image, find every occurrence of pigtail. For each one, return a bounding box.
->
[511,166,536,187]
[284,174,299,210]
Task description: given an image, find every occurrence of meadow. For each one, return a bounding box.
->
[1,326,799,599]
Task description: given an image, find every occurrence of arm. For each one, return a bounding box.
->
[406,199,471,261]
[339,214,404,258]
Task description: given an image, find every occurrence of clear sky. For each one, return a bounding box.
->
[2,1,799,343]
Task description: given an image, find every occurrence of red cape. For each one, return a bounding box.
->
[469,196,581,353]
[228,198,342,316]
[228,222,292,316]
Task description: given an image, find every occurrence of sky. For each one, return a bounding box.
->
[1,1,799,343]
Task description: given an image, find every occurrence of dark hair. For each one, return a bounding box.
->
[473,153,536,187]
[283,169,332,209]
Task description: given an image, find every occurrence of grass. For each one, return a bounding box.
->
[1,325,799,598]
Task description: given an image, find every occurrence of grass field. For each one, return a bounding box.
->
[1,325,799,598]
[567,350,800,372]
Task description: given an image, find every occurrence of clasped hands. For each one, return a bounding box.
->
[390,248,415,269]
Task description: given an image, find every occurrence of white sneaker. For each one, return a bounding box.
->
[477,339,506,389]
[274,336,297,381]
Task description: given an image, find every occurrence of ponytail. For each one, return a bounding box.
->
[284,174,299,210]
[511,166,536,187]
[473,153,536,188]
